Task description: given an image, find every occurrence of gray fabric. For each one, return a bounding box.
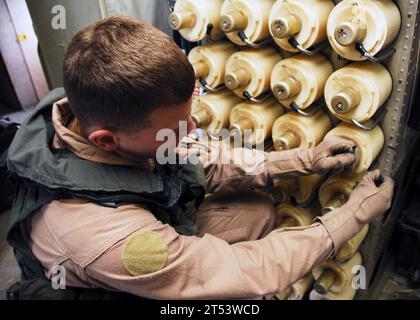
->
[26,0,171,88]
[26,0,103,88]
[103,0,171,35]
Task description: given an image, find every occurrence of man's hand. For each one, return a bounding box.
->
[345,169,395,224]
[177,131,269,182]
[317,170,395,252]
[177,130,221,167]
[309,136,357,174]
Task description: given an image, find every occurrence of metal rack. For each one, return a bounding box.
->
[168,0,420,299]
[357,0,420,299]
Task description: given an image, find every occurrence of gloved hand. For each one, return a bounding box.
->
[309,136,357,174]
[177,130,267,175]
[343,169,394,224]
[267,136,357,180]
[317,170,395,252]
[177,130,223,168]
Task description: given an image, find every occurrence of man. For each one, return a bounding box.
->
[4,16,394,300]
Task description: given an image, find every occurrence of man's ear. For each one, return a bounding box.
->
[88,129,120,151]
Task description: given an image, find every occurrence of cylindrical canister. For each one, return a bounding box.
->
[192,90,242,134]
[311,252,362,300]
[319,172,369,263]
[327,0,401,61]
[271,54,334,109]
[319,172,365,213]
[274,201,320,229]
[272,111,332,151]
[336,225,369,263]
[326,47,351,70]
[269,0,335,52]
[229,99,285,146]
[168,0,225,42]
[188,41,237,89]
[220,0,276,46]
[324,123,384,174]
[225,47,282,99]
[309,281,358,300]
[275,274,314,300]
[325,61,392,123]
[272,174,325,206]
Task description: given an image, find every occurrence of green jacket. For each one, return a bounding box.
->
[3,88,206,299]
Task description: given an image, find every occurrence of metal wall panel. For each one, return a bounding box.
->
[26,0,103,88]
[26,0,171,89]
[102,0,171,35]
[5,0,49,101]
[357,0,420,299]
[163,0,420,299]
[0,0,38,109]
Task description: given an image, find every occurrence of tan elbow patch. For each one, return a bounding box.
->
[122,231,168,276]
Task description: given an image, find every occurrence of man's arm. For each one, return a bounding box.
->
[85,219,334,299]
[82,171,393,299]
[178,134,356,193]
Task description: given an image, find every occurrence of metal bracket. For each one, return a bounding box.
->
[288,37,329,56]
[199,77,226,92]
[351,106,388,131]
[289,101,323,117]
[243,90,272,103]
[168,0,176,12]
[293,196,316,209]
[237,30,272,48]
[205,23,226,42]
[355,43,397,63]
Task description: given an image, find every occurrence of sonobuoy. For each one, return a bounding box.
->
[225,47,282,99]
[169,0,224,42]
[269,0,335,52]
[220,0,276,46]
[327,0,401,61]
[229,99,285,146]
[324,123,384,174]
[188,41,237,89]
[325,61,392,124]
[192,90,242,135]
[271,54,334,110]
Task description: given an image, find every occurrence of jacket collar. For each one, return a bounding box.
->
[6,88,170,196]
[52,98,154,169]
